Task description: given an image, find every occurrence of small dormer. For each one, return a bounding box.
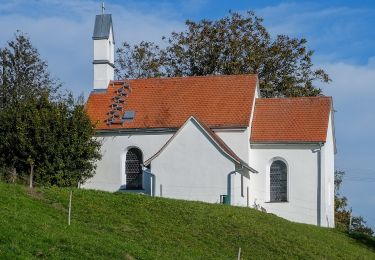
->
[93,13,115,90]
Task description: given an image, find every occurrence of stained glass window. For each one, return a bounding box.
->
[270,160,287,202]
[126,148,143,189]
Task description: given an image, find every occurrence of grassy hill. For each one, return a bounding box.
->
[0,182,374,259]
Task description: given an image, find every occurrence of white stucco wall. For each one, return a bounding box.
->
[321,112,335,227]
[216,128,250,162]
[93,28,114,89]
[93,28,114,63]
[82,132,173,192]
[249,144,321,226]
[148,119,250,205]
[93,64,114,89]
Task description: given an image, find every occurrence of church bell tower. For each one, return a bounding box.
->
[92,4,115,90]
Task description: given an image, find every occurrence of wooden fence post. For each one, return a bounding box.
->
[237,247,241,260]
[68,191,72,226]
[246,187,249,207]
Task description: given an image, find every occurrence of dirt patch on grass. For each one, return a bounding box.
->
[123,253,136,260]
[51,202,68,213]
[25,187,67,213]
[26,187,47,201]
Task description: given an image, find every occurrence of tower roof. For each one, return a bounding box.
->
[92,14,114,43]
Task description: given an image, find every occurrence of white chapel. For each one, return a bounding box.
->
[83,13,336,228]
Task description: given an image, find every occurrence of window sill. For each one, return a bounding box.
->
[119,185,143,191]
[265,201,289,203]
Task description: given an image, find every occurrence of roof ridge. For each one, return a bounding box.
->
[257,96,332,101]
[110,74,257,84]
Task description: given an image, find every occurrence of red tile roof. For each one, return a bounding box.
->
[86,75,258,130]
[250,97,332,143]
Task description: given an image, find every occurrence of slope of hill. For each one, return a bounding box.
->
[0,182,374,259]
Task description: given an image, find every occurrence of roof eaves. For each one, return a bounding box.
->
[250,141,326,145]
[95,127,178,135]
[238,161,258,173]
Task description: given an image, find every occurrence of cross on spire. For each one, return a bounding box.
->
[101,2,105,15]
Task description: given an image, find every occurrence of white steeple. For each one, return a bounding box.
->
[92,9,115,90]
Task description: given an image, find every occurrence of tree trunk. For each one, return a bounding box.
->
[29,164,34,188]
[10,167,17,183]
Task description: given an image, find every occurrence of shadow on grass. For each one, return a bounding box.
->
[349,232,375,251]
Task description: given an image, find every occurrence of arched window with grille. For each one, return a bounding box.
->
[125,148,143,189]
[270,160,288,202]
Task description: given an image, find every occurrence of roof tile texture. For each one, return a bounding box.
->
[250,97,332,143]
[86,75,258,130]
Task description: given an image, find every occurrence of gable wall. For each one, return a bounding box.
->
[149,120,248,204]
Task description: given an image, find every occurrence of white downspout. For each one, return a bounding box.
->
[316,142,323,226]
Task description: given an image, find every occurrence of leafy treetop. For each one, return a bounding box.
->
[116,11,331,97]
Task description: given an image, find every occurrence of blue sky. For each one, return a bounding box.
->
[0,0,374,229]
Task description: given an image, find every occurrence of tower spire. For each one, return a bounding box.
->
[92,5,114,90]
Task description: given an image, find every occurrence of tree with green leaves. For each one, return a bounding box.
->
[0,32,101,187]
[335,170,373,236]
[35,94,102,187]
[115,11,330,97]
[0,31,59,108]
[116,41,166,79]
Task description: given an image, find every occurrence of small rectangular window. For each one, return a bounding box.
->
[123,110,135,120]
[122,110,136,123]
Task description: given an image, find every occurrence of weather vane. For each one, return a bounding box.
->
[101,2,105,15]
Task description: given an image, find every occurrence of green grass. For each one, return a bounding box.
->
[0,182,374,259]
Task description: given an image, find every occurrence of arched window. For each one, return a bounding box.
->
[270,160,287,202]
[125,148,143,189]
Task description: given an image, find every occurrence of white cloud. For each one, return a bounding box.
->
[368,56,375,68]
[317,60,375,168]
[180,0,210,13]
[257,3,367,35]
[255,2,374,65]
[322,60,375,97]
